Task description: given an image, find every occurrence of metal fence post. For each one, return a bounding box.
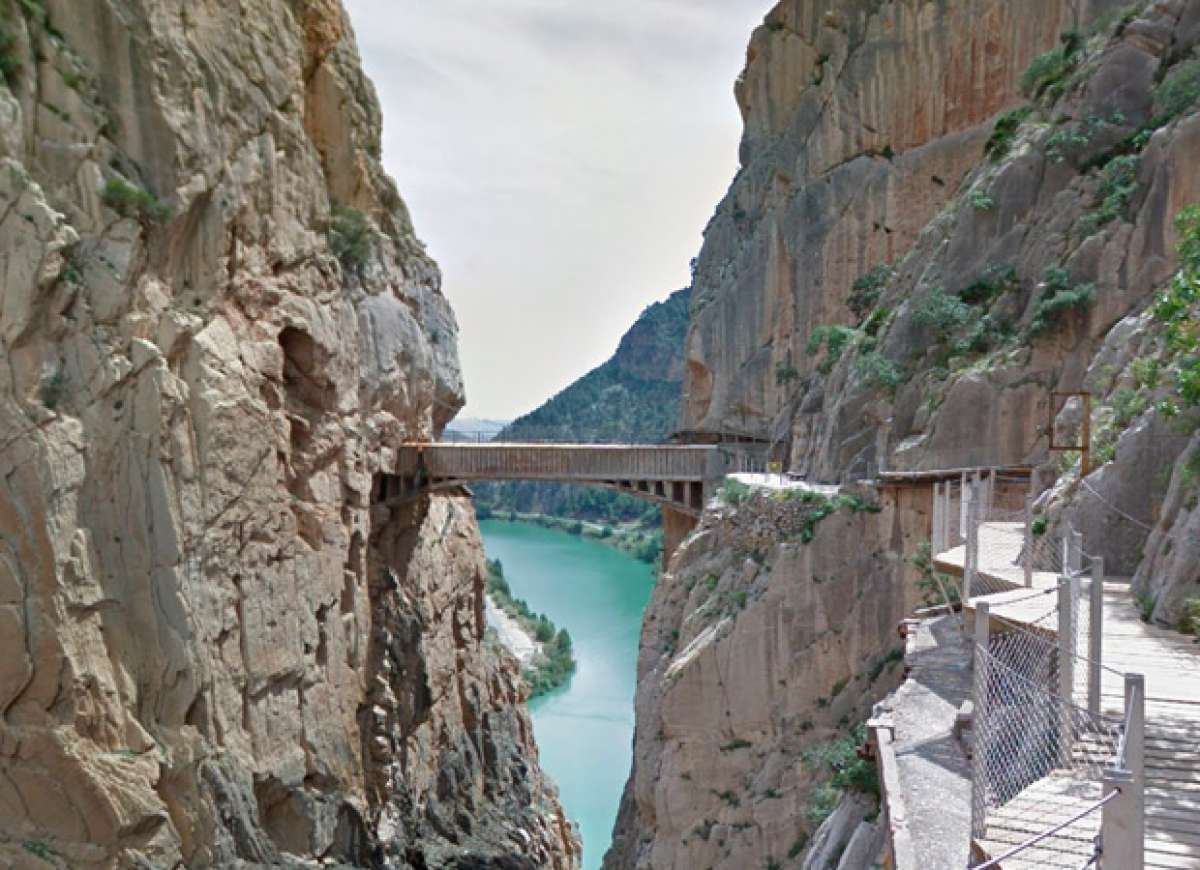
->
[1102,767,1141,870]
[1071,528,1084,575]
[1102,673,1146,870]
[971,600,991,840]
[1023,494,1034,588]
[933,481,944,554]
[1057,576,1076,765]
[1126,672,1145,810]
[1089,557,1105,717]
[964,486,980,608]
[960,472,969,533]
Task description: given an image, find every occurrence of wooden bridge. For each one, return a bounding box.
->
[380,442,738,519]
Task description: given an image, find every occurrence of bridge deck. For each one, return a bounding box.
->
[397,442,719,482]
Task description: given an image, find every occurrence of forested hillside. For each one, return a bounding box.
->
[474,288,690,522]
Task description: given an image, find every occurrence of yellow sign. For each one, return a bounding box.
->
[767,461,783,474]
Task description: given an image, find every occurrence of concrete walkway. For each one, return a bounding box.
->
[877,615,973,868]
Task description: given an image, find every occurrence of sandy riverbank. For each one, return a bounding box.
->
[485,594,539,664]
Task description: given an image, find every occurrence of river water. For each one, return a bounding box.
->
[479,519,656,870]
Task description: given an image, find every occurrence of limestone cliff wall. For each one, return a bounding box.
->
[604,489,913,869]
[616,1,1200,867]
[683,0,1122,442]
[0,1,576,867]
[685,0,1200,605]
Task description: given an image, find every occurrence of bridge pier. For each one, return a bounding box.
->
[662,506,698,570]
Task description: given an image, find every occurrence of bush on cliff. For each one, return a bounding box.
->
[1029,267,1096,336]
[329,205,372,271]
[1154,205,1200,410]
[801,723,880,827]
[101,177,173,223]
[1020,31,1082,98]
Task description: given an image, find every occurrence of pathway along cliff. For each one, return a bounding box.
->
[481,519,657,870]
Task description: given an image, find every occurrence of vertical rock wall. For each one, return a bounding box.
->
[616,0,1200,866]
[0,0,576,866]
[682,0,1122,452]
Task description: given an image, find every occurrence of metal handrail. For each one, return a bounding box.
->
[969,790,1118,870]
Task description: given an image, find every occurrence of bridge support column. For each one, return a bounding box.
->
[662,506,698,571]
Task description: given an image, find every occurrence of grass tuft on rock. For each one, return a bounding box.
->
[101,177,172,223]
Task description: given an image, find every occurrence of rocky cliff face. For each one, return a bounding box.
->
[683,0,1199,598]
[684,0,1113,444]
[604,488,914,869]
[0,1,576,867]
[616,0,1200,866]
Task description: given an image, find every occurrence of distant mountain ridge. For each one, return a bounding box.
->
[474,288,690,520]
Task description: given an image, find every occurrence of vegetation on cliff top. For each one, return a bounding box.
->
[486,558,576,698]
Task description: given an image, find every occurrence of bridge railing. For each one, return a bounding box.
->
[398,443,721,482]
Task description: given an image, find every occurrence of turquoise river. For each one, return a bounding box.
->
[479,519,657,870]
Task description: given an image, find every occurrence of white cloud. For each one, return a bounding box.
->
[345,0,772,420]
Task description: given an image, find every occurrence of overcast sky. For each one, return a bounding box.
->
[345,0,772,421]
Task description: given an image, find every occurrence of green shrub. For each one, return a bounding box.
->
[486,559,576,696]
[775,362,800,386]
[100,178,172,223]
[1136,591,1156,623]
[1029,267,1096,336]
[1081,155,1140,230]
[960,265,1018,306]
[1020,32,1082,98]
[912,288,971,340]
[1179,598,1200,640]
[968,189,995,210]
[22,840,57,861]
[801,723,880,825]
[718,479,753,506]
[1112,387,1149,428]
[720,738,753,752]
[862,306,890,337]
[1045,123,1091,163]
[1131,356,1159,389]
[1152,60,1200,127]
[985,106,1032,160]
[855,351,903,394]
[805,782,839,826]
[806,324,858,374]
[1031,515,1048,536]
[1152,206,1200,408]
[911,540,960,606]
[953,313,1013,357]
[867,648,904,682]
[328,205,372,271]
[39,368,65,409]
[848,264,894,320]
[787,836,809,859]
[0,24,20,87]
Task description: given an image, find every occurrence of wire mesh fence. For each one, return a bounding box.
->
[971,612,1127,868]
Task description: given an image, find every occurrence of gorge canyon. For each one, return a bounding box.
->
[3,0,1200,868]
